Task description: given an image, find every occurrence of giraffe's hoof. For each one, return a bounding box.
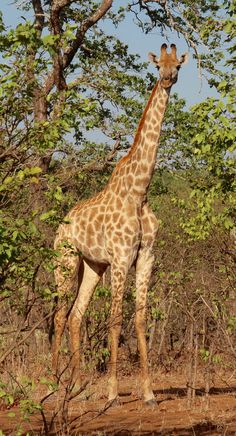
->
[145,398,157,407]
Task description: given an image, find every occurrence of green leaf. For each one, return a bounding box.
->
[12,230,18,241]
[39,210,56,221]
[42,34,57,46]
[223,217,234,230]
[7,411,16,418]
[3,176,13,185]
[29,167,42,175]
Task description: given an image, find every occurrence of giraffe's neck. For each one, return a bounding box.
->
[109,81,170,199]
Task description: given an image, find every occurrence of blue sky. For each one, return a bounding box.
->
[1,0,218,107]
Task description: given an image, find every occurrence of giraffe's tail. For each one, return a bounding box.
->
[48,295,58,345]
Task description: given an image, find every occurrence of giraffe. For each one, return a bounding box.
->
[52,43,188,405]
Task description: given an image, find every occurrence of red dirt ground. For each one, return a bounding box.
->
[1,373,236,435]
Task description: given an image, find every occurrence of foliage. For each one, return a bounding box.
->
[180,90,235,238]
[176,3,236,239]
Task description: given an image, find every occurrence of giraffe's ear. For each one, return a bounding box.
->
[148,52,160,66]
[179,52,189,65]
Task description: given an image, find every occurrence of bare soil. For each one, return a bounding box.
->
[1,373,236,435]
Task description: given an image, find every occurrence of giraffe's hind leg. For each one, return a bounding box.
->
[107,259,129,403]
[52,241,80,382]
[68,258,106,389]
[135,247,156,404]
[135,204,159,404]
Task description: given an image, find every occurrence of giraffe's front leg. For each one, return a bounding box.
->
[107,262,128,403]
[135,247,156,404]
[68,259,106,390]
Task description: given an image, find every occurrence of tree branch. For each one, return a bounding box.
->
[32,0,45,33]
[50,0,68,91]
[43,0,113,96]
[83,134,121,172]
[63,0,113,68]
[33,0,113,173]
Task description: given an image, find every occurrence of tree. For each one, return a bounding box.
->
[0,2,151,317]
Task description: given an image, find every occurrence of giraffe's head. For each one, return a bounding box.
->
[148,44,188,89]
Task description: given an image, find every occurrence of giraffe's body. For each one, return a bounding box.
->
[53,44,188,404]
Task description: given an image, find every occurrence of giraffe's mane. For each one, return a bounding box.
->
[108,80,160,181]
